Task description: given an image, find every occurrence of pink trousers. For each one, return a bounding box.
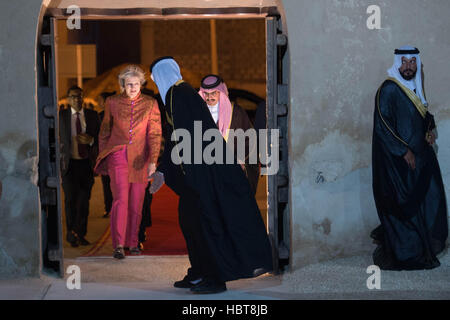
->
[107,147,147,249]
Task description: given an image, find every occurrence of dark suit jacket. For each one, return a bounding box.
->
[59,108,100,176]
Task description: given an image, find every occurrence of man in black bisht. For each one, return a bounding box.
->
[371,46,448,270]
[149,56,273,294]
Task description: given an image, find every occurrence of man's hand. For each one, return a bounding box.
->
[148,163,156,177]
[403,149,416,170]
[149,171,165,194]
[425,131,436,145]
[77,133,94,145]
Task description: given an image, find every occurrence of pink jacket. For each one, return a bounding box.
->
[94,92,162,183]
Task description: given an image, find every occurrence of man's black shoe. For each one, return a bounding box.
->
[69,239,79,247]
[78,236,90,246]
[67,231,79,247]
[174,276,202,288]
[190,279,226,294]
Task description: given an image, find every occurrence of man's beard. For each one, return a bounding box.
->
[400,69,417,81]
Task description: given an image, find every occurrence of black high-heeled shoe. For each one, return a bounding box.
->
[113,247,125,259]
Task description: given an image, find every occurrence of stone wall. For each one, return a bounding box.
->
[282,0,450,268]
[0,0,43,278]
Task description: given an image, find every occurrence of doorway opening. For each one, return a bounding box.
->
[37,6,289,277]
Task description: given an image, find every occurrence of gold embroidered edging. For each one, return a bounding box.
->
[223,102,234,142]
[169,85,185,175]
[386,77,427,118]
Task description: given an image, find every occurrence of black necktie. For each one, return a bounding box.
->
[76,112,88,158]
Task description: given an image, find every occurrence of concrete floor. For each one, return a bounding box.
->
[3,178,448,301]
[1,249,449,300]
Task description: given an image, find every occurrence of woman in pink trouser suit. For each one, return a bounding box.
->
[94,65,162,259]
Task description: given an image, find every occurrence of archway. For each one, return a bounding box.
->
[36,0,289,277]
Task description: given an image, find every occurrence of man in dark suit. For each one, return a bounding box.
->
[59,86,100,247]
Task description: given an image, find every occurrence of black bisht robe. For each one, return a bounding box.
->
[371,79,448,270]
[159,81,273,281]
[228,103,260,195]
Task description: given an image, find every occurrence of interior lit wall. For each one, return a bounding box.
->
[57,18,266,108]
[141,19,266,96]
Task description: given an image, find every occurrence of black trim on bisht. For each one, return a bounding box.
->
[394,48,420,55]
[200,74,224,89]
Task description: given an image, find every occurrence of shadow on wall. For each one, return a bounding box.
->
[0,137,39,217]
[0,137,38,178]
[0,137,40,278]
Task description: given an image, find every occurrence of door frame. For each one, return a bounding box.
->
[37,5,289,276]
[37,16,64,276]
[266,16,289,273]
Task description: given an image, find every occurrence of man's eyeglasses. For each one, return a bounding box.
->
[204,91,219,98]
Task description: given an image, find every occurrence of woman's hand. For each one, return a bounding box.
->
[148,163,156,177]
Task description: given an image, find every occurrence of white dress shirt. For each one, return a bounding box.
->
[208,102,219,124]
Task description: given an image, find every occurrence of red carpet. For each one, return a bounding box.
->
[140,184,187,255]
[83,184,187,257]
